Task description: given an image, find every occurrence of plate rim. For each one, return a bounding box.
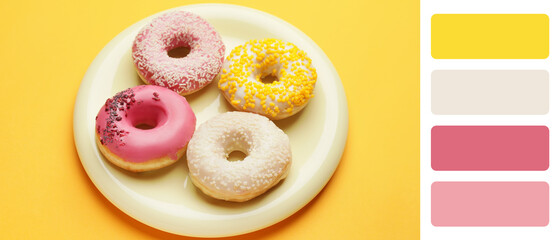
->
[73,3,348,237]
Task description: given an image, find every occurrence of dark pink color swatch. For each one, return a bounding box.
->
[431,182,549,226]
[431,126,549,170]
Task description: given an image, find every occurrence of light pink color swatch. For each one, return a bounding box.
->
[431,182,549,226]
[431,126,549,170]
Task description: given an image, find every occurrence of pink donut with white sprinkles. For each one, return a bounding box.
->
[132,11,226,95]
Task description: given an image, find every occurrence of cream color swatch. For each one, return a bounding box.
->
[432,70,548,115]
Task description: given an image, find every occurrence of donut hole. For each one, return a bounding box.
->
[227,150,247,162]
[260,74,278,84]
[134,123,156,130]
[167,46,191,58]
[132,117,159,130]
[127,104,168,130]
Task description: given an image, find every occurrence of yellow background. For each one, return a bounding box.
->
[0,0,418,239]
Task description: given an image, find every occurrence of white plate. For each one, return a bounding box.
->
[73,4,347,237]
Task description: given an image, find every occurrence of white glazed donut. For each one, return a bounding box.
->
[186,111,292,202]
[219,39,317,120]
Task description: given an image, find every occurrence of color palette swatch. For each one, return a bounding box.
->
[431,70,549,115]
[431,126,549,171]
[421,1,555,239]
[431,182,549,226]
[431,14,549,59]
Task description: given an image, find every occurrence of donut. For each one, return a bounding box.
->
[186,112,291,202]
[218,39,317,120]
[95,85,196,172]
[132,11,226,95]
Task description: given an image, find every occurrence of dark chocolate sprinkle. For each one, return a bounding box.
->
[97,88,136,147]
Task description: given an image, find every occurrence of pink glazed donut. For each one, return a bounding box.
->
[132,11,226,95]
[95,85,196,172]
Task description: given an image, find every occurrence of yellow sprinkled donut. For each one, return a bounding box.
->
[218,39,317,120]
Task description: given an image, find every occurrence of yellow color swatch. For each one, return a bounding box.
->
[431,14,549,59]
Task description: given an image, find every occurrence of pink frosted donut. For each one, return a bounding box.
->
[132,11,225,95]
[95,85,196,172]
